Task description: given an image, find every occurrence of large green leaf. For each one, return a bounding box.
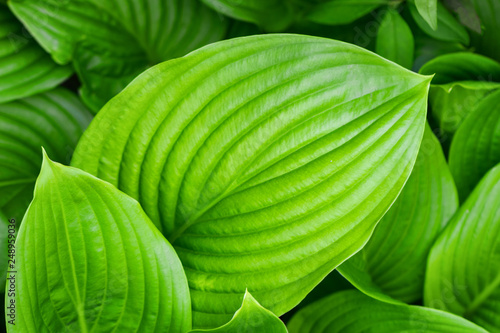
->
[9,0,227,112]
[415,0,438,30]
[429,81,500,147]
[409,2,469,45]
[288,290,488,332]
[189,291,287,332]
[419,52,500,84]
[449,89,500,201]
[306,0,386,26]
[71,34,431,328]
[338,125,458,303]
[0,88,92,221]
[0,6,72,103]
[425,164,500,332]
[7,154,191,332]
[376,8,414,69]
[470,0,500,62]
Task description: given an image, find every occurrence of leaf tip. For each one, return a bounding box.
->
[39,147,62,180]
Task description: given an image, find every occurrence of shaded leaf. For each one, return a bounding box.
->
[7,154,191,332]
[306,0,386,26]
[470,0,500,62]
[425,164,500,332]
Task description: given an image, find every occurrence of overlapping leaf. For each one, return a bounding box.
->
[72,34,431,328]
[449,90,500,201]
[338,125,458,303]
[425,164,500,332]
[415,0,438,30]
[8,155,191,332]
[9,0,227,111]
[288,290,488,332]
[0,88,91,221]
[470,0,500,62]
[305,0,386,26]
[0,6,72,103]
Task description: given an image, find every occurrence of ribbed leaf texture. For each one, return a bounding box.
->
[72,34,431,328]
[8,155,191,332]
[0,7,72,103]
[288,290,488,332]
[425,164,500,332]
[339,125,458,303]
[9,0,227,111]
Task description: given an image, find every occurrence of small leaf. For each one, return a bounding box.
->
[409,2,469,45]
[415,0,438,30]
[288,290,488,333]
[339,125,458,303]
[7,154,191,332]
[0,88,92,221]
[425,164,500,332]
[419,52,500,84]
[72,34,432,328]
[189,291,287,333]
[9,0,227,111]
[307,0,387,25]
[0,6,72,103]
[448,89,500,201]
[376,8,414,69]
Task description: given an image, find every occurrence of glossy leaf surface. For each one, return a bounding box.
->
[288,290,488,333]
[339,126,458,303]
[8,155,191,332]
[425,164,500,332]
[72,34,431,328]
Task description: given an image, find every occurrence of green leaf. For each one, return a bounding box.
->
[413,36,465,71]
[0,88,92,222]
[470,0,500,62]
[429,81,500,147]
[7,153,191,332]
[288,290,489,332]
[376,8,414,69]
[0,6,72,103]
[419,52,500,84]
[409,2,469,45]
[448,89,500,202]
[306,0,386,25]
[415,0,438,30]
[0,210,8,289]
[338,125,458,303]
[425,164,500,332]
[71,34,431,328]
[8,0,227,112]
[189,291,287,333]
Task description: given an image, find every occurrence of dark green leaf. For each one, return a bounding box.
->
[470,0,500,62]
[307,0,386,25]
[7,154,191,332]
[71,34,431,328]
[413,36,465,71]
[425,163,500,332]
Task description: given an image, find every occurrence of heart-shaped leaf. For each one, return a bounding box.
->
[189,291,287,333]
[0,6,72,103]
[415,0,438,30]
[409,3,469,45]
[71,34,431,328]
[338,125,458,303]
[425,163,500,332]
[0,88,92,221]
[449,89,500,201]
[7,154,191,332]
[9,0,227,112]
[376,8,414,69]
[419,52,500,84]
[288,290,488,332]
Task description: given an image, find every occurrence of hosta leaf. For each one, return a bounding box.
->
[376,8,414,69]
[409,2,469,45]
[288,290,488,332]
[429,81,500,146]
[415,0,438,30]
[306,0,386,26]
[0,6,72,103]
[413,36,465,71]
[338,125,458,303]
[449,89,500,202]
[0,88,91,221]
[8,154,191,333]
[419,52,500,84]
[71,34,431,328]
[425,164,500,332]
[9,0,227,112]
[470,0,500,62]
[189,291,287,333]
